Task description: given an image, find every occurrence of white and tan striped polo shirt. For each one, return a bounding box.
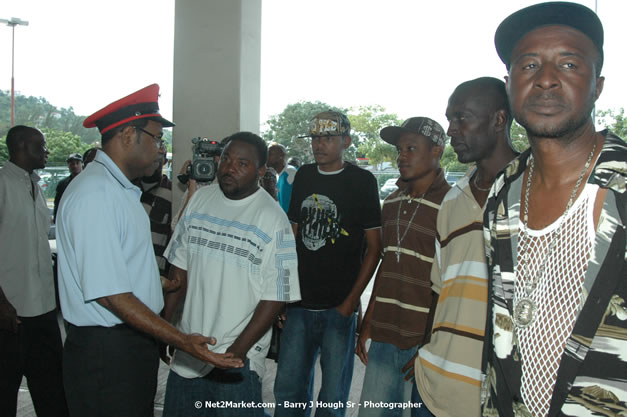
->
[415,171,488,417]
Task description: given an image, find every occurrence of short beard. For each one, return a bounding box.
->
[514,90,596,141]
[516,109,591,140]
[455,151,473,164]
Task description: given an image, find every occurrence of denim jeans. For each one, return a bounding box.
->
[274,305,357,417]
[358,341,434,417]
[163,360,263,417]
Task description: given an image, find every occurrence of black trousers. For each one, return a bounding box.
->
[63,323,159,417]
[0,310,69,417]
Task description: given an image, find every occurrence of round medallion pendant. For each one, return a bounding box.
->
[513,297,536,328]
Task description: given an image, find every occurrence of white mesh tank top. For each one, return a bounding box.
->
[515,183,598,417]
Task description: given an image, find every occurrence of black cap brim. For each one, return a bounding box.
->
[380,126,413,146]
[495,2,603,68]
[147,115,175,128]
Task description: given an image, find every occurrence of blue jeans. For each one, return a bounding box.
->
[358,341,434,417]
[163,360,263,417]
[274,306,357,417]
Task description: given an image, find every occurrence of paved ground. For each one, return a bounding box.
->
[17,283,374,417]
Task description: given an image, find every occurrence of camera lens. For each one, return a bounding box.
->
[197,163,211,175]
[193,160,216,182]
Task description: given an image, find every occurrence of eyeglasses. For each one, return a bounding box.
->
[136,127,165,149]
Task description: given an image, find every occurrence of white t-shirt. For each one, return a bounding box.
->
[165,184,301,378]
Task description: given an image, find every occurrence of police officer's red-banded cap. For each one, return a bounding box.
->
[83,84,174,134]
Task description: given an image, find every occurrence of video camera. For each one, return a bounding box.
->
[177,137,224,184]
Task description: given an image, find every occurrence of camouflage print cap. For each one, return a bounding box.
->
[380,117,447,147]
[304,111,351,137]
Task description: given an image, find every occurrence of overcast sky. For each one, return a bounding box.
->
[1,0,625,133]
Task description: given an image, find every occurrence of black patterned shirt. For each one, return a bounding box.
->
[139,174,173,276]
[481,131,627,417]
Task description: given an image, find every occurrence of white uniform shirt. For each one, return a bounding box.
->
[57,151,164,326]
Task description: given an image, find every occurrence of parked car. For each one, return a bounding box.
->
[445,171,466,185]
[380,178,399,199]
[38,174,52,193]
[47,207,56,240]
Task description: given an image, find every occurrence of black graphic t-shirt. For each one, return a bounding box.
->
[288,163,381,309]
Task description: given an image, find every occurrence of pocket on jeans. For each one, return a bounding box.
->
[332,308,354,323]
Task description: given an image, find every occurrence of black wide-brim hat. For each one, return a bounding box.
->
[83,84,174,134]
[495,1,604,69]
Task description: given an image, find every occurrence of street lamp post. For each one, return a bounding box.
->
[0,17,29,127]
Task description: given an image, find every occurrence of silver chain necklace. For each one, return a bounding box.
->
[513,141,596,330]
[395,189,428,262]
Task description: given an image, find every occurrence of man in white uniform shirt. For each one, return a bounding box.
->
[57,84,242,417]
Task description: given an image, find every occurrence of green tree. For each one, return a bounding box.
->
[0,90,101,144]
[597,108,627,138]
[348,105,401,169]
[510,120,530,152]
[0,92,10,143]
[263,101,347,163]
[1,128,89,165]
[0,136,8,162]
[42,128,90,165]
[440,145,468,173]
[163,129,173,153]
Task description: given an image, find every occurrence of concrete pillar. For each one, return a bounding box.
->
[171,0,261,213]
